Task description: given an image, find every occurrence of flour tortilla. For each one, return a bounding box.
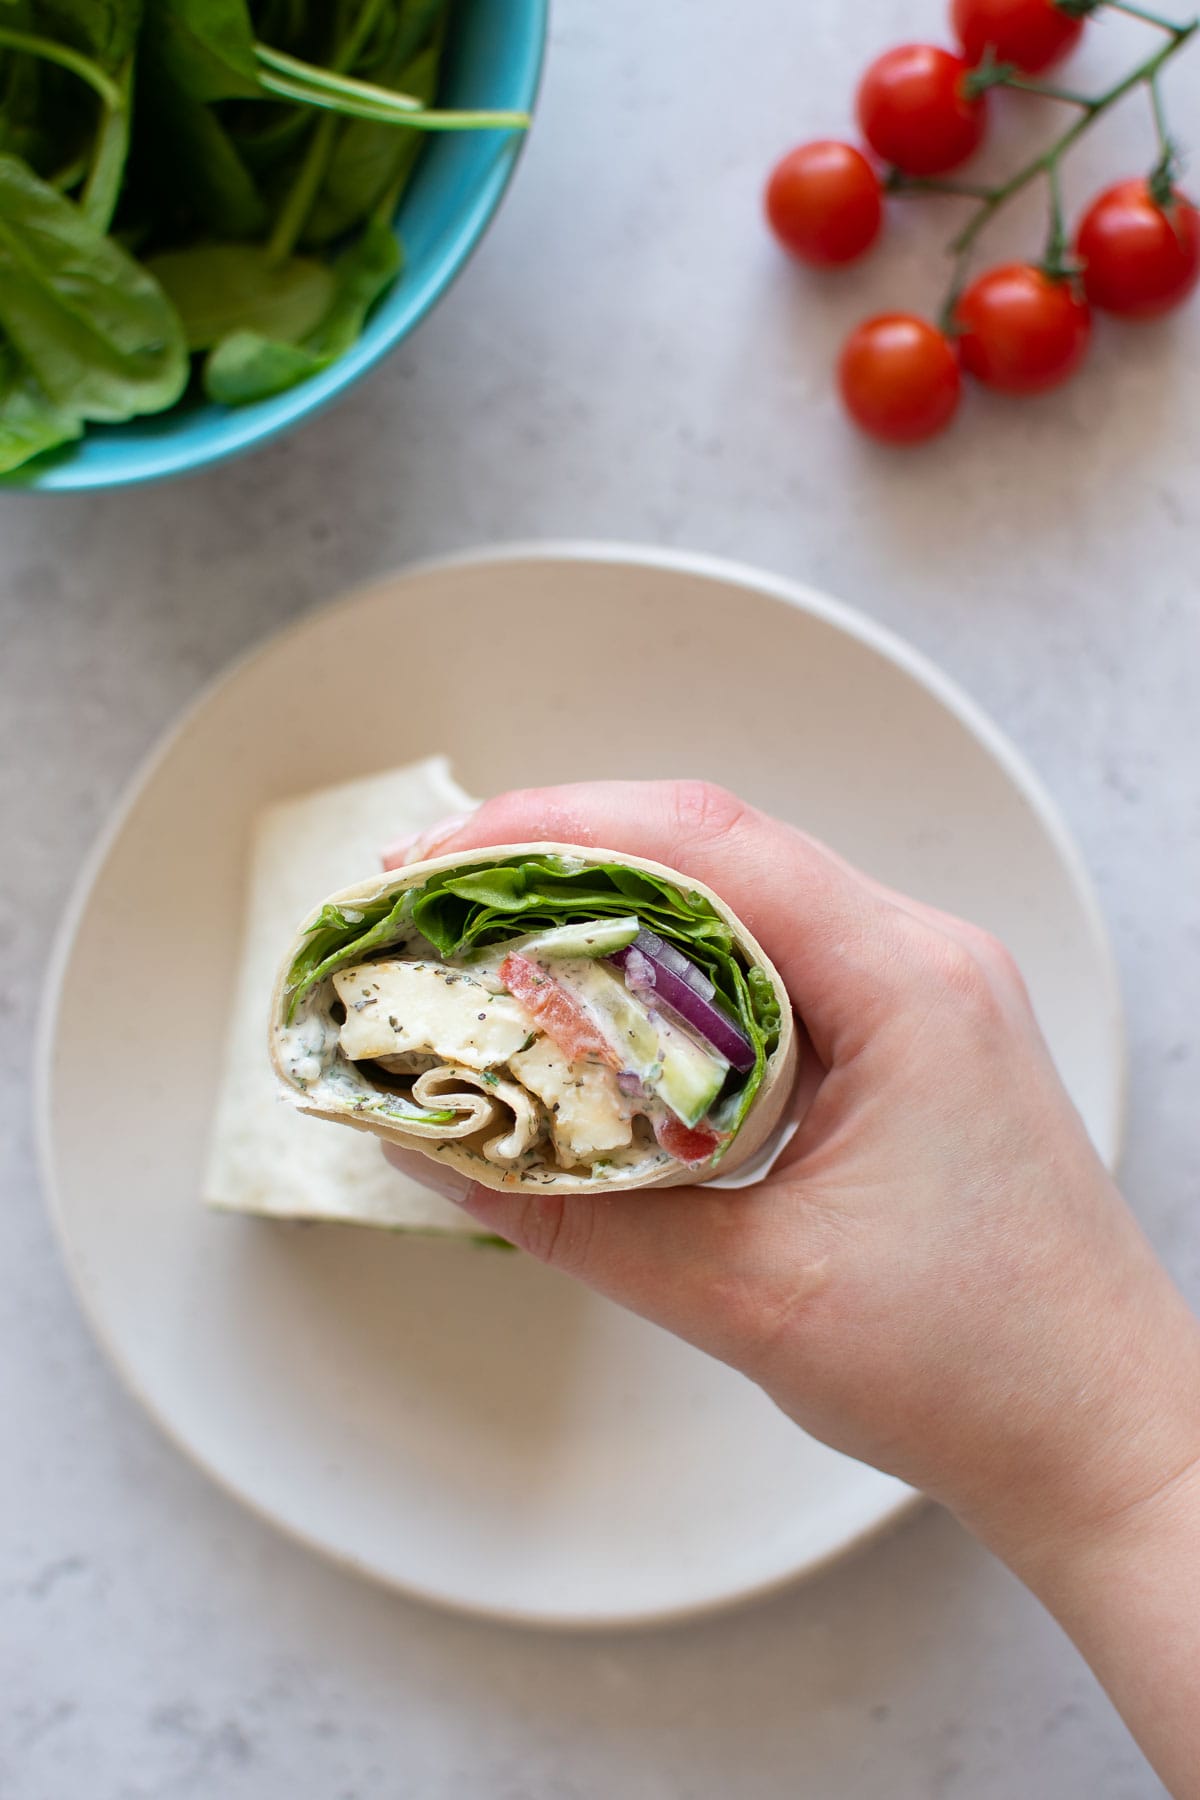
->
[204,757,490,1234]
[270,843,798,1195]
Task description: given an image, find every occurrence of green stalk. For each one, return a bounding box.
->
[255,42,421,111]
[1101,0,1192,31]
[262,0,425,263]
[47,148,91,192]
[1042,157,1072,275]
[1149,71,1173,147]
[80,57,132,232]
[885,173,996,198]
[266,111,337,262]
[1146,71,1180,196]
[335,0,393,71]
[995,75,1098,105]
[0,24,121,109]
[928,14,1197,323]
[258,69,528,129]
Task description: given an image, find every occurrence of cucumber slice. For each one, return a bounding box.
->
[548,957,728,1130]
[654,1016,728,1129]
[484,916,641,962]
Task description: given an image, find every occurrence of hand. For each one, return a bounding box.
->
[384,780,1200,1794]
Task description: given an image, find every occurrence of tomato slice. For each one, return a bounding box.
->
[656,1114,723,1167]
[499,953,620,1068]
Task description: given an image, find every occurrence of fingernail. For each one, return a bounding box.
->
[381,811,475,870]
[380,833,418,869]
[383,1143,476,1204]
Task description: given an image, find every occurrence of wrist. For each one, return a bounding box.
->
[955,1297,1200,1583]
[1002,1439,1200,1602]
[1004,1447,1200,1799]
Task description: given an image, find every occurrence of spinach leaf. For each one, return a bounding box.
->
[145,241,335,348]
[0,0,531,472]
[35,0,143,69]
[140,0,260,100]
[0,8,58,173]
[132,57,267,237]
[0,153,187,419]
[199,330,314,402]
[202,211,399,402]
[301,41,437,247]
[0,340,81,471]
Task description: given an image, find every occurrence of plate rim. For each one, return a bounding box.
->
[33,540,1126,1628]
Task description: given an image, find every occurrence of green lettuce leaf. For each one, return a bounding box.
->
[284,856,785,1147]
[201,214,400,404]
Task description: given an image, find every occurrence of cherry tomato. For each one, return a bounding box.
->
[765,140,883,265]
[1075,178,1200,319]
[499,953,621,1070]
[655,1115,725,1166]
[838,314,962,444]
[857,45,986,177]
[951,0,1085,74]
[955,263,1091,393]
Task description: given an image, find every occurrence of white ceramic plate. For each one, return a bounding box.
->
[37,545,1125,1628]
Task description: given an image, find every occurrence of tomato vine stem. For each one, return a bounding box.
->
[888,1,1197,328]
[1101,0,1192,33]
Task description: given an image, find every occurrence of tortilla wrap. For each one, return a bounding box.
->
[204,757,491,1234]
[270,843,798,1195]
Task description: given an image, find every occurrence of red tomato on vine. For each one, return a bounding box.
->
[857,45,987,176]
[951,0,1086,75]
[765,141,884,265]
[1075,179,1200,318]
[838,315,962,443]
[954,264,1091,393]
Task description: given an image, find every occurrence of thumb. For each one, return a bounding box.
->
[380,1056,822,1368]
[381,779,917,1068]
[382,1140,714,1283]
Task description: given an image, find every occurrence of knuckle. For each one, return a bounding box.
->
[957,925,1030,1002]
[976,929,1023,986]
[927,936,996,1008]
[668,780,751,845]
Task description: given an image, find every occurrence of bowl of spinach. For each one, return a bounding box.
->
[0,0,547,490]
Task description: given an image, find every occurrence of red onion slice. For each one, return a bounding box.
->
[611,931,756,1073]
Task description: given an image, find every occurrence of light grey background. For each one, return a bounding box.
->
[3,1,1197,1795]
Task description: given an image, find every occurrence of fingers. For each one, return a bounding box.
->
[381,779,940,1064]
[381,812,476,870]
[383,1140,807,1363]
[382,1143,480,1206]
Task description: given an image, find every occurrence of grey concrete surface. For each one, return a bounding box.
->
[3,2,1196,1794]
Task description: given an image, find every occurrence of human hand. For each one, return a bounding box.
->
[384,780,1200,1561]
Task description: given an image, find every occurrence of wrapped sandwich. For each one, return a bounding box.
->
[271,845,797,1193]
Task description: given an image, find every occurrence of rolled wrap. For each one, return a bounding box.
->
[270,844,797,1195]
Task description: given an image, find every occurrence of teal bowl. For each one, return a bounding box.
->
[12,0,548,492]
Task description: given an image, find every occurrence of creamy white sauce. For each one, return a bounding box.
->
[275,929,710,1180]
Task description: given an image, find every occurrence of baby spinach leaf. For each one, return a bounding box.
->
[0,0,529,470]
[35,0,143,69]
[132,53,267,237]
[296,210,401,354]
[202,212,399,402]
[0,340,81,472]
[0,153,187,419]
[301,41,437,246]
[145,241,335,348]
[140,0,260,101]
[201,329,312,402]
